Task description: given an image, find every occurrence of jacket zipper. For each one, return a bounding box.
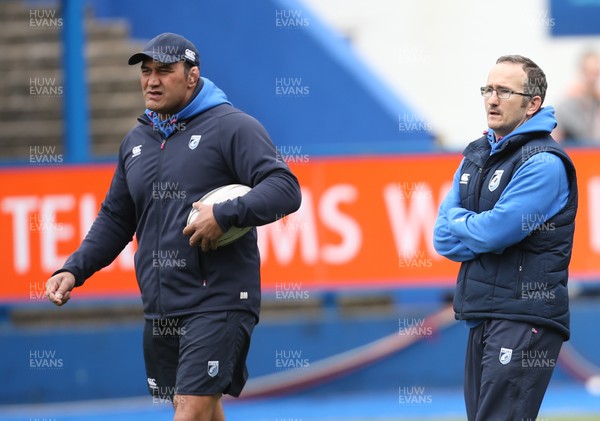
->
[159,135,207,291]
[515,251,525,299]
[459,165,484,317]
[196,248,207,288]
[473,166,484,205]
[156,137,167,315]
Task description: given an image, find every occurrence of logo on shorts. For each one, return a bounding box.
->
[207,360,219,377]
[499,347,513,365]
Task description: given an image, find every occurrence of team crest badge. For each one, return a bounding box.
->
[207,360,219,377]
[488,170,504,192]
[499,347,513,365]
[189,135,202,150]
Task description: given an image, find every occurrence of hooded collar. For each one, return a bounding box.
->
[485,106,557,155]
[143,77,231,139]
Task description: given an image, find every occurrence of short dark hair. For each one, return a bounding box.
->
[496,55,547,104]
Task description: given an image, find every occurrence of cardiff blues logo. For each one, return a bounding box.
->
[189,135,202,150]
[207,360,219,377]
[488,170,504,192]
[499,347,513,365]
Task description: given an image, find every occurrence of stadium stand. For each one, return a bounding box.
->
[0,0,142,160]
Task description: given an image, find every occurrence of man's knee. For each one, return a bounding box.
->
[173,394,221,421]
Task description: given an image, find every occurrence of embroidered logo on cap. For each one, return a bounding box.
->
[184,48,196,62]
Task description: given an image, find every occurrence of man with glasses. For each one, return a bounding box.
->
[434,55,578,420]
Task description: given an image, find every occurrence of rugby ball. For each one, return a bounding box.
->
[187,184,252,248]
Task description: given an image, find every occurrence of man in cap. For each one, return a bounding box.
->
[46,33,301,421]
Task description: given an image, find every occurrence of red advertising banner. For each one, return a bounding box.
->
[1,150,599,301]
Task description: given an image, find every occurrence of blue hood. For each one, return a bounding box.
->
[145,77,231,138]
[486,106,557,154]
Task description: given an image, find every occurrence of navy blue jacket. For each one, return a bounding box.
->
[434,107,578,339]
[58,78,302,320]
[454,134,577,338]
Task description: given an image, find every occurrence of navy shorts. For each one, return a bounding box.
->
[143,311,256,399]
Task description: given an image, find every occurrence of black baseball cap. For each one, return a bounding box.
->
[128,32,200,66]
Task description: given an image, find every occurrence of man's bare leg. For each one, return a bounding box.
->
[173,394,224,421]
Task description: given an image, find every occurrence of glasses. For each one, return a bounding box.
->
[480,86,532,99]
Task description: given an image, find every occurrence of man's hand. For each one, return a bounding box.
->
[46,272,76,306]
[183,202,224,251]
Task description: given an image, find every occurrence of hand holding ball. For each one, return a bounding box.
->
[187,184,252,248]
